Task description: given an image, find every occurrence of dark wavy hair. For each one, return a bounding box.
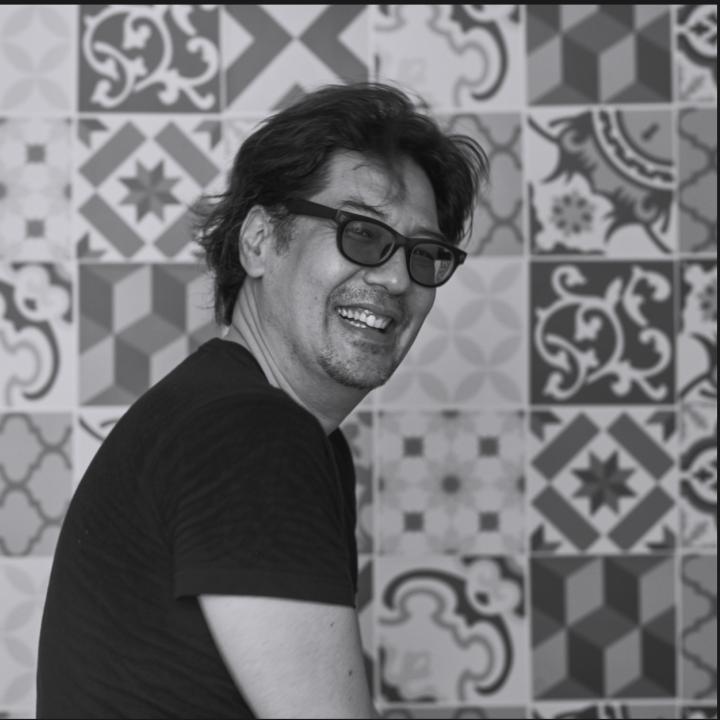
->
[194,83,489,326]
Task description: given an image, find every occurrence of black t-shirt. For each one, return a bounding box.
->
[36,338,358,719]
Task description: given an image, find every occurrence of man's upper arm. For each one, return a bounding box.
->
[199,594,377,719]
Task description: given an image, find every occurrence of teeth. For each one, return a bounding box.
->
[337,307,391,330]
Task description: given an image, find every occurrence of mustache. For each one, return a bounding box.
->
[332,288,407,321]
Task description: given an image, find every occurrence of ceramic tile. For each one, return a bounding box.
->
[530,261,675,404]
[75,116,224,261]
[527,108,675,257]
[0,118,72,262]
[440,113,523,256]
[0,5,75,113]
[0,558,52,711]
[79,263,216,405]
[78,6,220,112]
[532,555,676,699]
[0,262,74,408]
[378,555,528,704]
[678,261,716,405]
[681,555,717,703]
[529,408,677,554]
[223,5,368,113]
[675,5,717,103]
[678,109,717,256]
[373,5,525,109]
[378,411,524,556]
[380,259,526,407]
[0,413,72,556]
[527,6,672,104]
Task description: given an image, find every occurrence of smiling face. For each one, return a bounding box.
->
[254,150,439,395]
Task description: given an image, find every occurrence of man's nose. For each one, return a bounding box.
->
[361,248,412,294]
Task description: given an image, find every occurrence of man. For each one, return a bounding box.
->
[36,83,487,719]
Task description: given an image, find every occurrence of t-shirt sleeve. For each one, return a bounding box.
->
[157,394,355,607]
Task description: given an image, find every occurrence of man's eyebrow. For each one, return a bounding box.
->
[340,198,446,241]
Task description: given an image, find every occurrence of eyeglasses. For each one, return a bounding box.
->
[284,198,467,288]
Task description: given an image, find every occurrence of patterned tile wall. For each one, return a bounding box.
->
[0,5,716,717]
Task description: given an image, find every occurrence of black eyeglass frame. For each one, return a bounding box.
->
[284,198,467,288]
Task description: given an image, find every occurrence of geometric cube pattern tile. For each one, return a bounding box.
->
[78,6,220,113]
[680,406,718,550]
[532,556,676,699]
[380,259,526,407]
[0,262,74,408]
[374,5,525,109]
[530,262,675,405]
[378,411,524,555]
[223,5,368,113]
[527,108,675,257]
[0,5,716,717]
[0,413,72,556]
[526,6,672,105]
[440,114,524,256]
[675,5,717,103]
[378,555,528,705]
[529,408,678,554]
[0,118,73,262]
[75,116,224,261]
[678,261,717,405]
[678,109,717,255]
[681,555,717,703]
[0,5,76,114]
[79,263,215,405]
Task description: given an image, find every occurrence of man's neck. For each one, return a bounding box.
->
[225,287,364,435]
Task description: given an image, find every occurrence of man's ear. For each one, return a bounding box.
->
[238,205,274,278]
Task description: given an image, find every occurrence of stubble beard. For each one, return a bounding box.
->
[318,341,399,391]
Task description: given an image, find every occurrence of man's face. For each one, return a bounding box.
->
[256,150,440,392]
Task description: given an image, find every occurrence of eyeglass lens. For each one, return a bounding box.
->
[342,219,455,286]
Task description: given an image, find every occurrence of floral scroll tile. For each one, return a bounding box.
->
[532,555,676,699]
[527,108,675,257]
[378,411,524,556]
[79,263,215,405]
[378,555,528,705]
[341,411,374,553]
[75,116,224,261]
[0,5,75,112]
[0,263,74,408]
[530,262,675,405]
[678,109,717,256]
[529,408,678,554]
[0,558,52,711]
[222,5,368,113]
[526,6,672,104]
[676,5,717,103]
[681,555,717,702]
[0,118,72,262]
[78,6,220,112]
[379,259,526,408]
[373,5,524,109]
[440,113,523,256]
[678,261,717,405]
[0,413,72,556]
[680,406,717,550]
[531,702,678,719]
